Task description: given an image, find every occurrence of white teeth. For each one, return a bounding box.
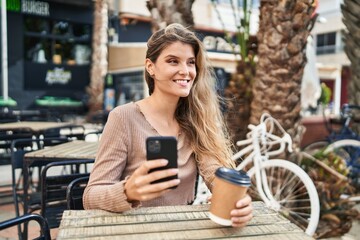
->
[174,80,189,83]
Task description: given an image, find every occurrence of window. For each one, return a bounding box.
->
[24,16,92,65]
[316,32,337,55]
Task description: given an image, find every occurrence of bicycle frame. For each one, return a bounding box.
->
[326,104,360,142]
[233,113,319,236]
[233,113,293,209]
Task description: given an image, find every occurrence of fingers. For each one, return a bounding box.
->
[124,160,180,202]
[236,194,252,208]
[137,159,169,175]
[230,194,253,228]
[231,212,253,228]
[134,168,179,187]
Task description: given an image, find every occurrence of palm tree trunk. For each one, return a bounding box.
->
[87,0,110,114]
[224,60,255,144]
[146,0,195,32]
[251,0,316,148]
[341,0,360,133]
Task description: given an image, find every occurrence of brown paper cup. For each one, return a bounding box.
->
[209,168,250,226]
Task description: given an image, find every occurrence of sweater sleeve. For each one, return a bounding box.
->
[197,155,223,192]
[83,109,140,212]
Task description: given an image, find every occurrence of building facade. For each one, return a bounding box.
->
[108,0,260,106]
[1,0,93,110]
[0,0,348,113]
[312,0,350,114]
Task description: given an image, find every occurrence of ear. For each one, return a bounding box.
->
[145,58,154,76]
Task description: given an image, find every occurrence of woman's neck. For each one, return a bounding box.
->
[137,95,180,136]
[147,94,178,119]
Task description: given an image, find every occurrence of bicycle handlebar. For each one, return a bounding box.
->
[237,113,293,156]
[342,104,360,112]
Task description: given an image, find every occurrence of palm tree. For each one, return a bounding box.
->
[251,0,317,148]
[87,0,111,114]
[146,0,195,31]
[341,0,360,132]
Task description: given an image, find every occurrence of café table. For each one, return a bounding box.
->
[0,121,73,132]
[23,140,98,216]
[57,202,313,240]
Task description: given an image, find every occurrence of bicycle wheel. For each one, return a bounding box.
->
[324,139,360,187]
[247,160,320,236]
[302,140,328,155]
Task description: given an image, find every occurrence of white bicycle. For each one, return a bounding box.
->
[232,113,320,236]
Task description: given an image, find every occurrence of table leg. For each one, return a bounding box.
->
[22,159,32,239]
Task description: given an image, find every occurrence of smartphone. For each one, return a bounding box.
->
[146,136,178,187]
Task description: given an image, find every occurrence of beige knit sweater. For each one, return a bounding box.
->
[83,102,222,212]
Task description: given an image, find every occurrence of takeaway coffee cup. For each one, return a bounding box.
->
[209,167,251,226]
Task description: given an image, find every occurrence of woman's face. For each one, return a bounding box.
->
[146,41,197,98]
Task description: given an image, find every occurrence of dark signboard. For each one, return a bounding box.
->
[24,61,90,90]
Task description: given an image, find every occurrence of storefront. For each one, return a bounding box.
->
[1,0,93,109]
[107,16,238,108]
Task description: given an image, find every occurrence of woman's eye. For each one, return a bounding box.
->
[168,59,178,64]
[188,60,196,65]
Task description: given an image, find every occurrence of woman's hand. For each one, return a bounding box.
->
[124,159,180,202]
[230,194,253,227]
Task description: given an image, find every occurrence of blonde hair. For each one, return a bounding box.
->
[145,23,234,168]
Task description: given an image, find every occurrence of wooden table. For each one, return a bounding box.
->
[57,202,313,240]
[24,140,99,161]
[0,121,73,133]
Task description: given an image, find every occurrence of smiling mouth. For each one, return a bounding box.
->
[173,79,191,83]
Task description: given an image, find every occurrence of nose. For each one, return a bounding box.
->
[178,63,190,76]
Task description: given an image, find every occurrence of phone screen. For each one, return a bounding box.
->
[146,136,178,186]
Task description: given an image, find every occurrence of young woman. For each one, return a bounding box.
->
[83,23,252,227]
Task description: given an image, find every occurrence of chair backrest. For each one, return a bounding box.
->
[0,213,51,240]
[84,129,103,142]
[66,176,89,210]
[0,128,33,165]
[11,137,69,175]
[43,124,85,141]
[10,137,71,226]
[40,159,93,228]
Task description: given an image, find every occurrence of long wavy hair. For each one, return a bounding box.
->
[145,23,234,168]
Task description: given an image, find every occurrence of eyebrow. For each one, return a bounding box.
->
[164,54,195,60]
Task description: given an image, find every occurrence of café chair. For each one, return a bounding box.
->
[40,160,93,228]
[84,129,103,142]
[0,128,33,165]
[0,213,51,240]
[0,129,34,205]
[66,176,89,210]
[11,137,70,237]
[42,124,86,142]
[0,110,18,123]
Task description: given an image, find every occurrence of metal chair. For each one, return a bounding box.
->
[0,129,34,205]
[40,159,93,228]
[0,128,33,166]
[84,129,103,142]
[66,176,89,210]
[10,137,70,238]
[0,214,50,240]
[42,124,86,142]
